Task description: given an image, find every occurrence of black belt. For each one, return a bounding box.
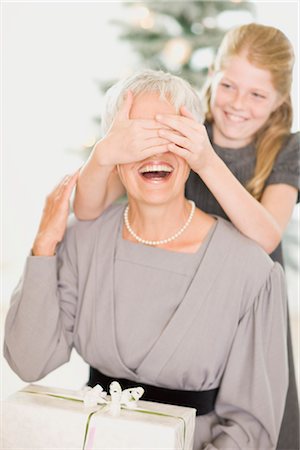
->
[88,367,218,416]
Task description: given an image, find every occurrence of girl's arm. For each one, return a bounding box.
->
[198,155,297,253]
[156,108,298,254]
[74,153,125,221]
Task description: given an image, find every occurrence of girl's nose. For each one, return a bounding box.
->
[231,91,246,110]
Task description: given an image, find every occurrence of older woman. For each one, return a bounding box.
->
[4,70,288,450]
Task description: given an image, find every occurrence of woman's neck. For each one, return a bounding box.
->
[124,197,192,244]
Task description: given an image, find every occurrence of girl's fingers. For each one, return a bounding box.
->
[157,129,191,150]
[115,90,133,121]
[156,115,193,137]
[155,113,200,134]
[141,137,171,150]
[139,119,171,130]
[167,143,191,160]
[180,105,197,121]
[141,143,170,158]
[137,129,167,140]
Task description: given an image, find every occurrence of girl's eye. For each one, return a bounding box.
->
[220,82,232,89]
[252,92,266,99]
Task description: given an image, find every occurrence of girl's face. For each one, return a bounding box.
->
[210,53,282,148]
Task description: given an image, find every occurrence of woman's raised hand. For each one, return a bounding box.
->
[92,91,171,167]
[32,171,79,256]
[156,106,215,174]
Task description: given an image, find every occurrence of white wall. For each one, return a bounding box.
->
[255,1,299,131]
[2,0,137,399]
[2,1,299,398]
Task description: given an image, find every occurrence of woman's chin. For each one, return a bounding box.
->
[128,190,182,207]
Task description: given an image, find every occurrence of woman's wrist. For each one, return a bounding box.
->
[32,235,58,256]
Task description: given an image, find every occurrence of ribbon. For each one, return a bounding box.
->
[82,381,144,416]
[23,382,189,450]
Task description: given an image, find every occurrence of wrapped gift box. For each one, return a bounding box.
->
[2,384,196,450]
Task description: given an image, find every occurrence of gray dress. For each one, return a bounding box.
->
[4,204,288,450]
[185,123,300,450]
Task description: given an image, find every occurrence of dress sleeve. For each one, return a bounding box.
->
[202,263,288,450]
[3,225,78,382]
[265,132,300,194]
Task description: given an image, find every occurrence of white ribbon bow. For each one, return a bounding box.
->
[82,381,144,416]
[82,384,107,408]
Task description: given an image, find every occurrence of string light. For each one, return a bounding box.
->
[161,37,192,70]
[202,17,217,29]
[190,47,214,71]
[217,11,253,29]
[191,23,204,35]
[131,5,150,24]
[131,5,154,29]
[140,13,155,29]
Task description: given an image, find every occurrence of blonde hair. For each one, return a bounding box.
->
[101,69,203,135]
[202,23,295,199]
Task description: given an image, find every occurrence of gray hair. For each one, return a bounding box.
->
[101,69,203,134]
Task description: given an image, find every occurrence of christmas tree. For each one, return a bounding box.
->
[110,1,255,89]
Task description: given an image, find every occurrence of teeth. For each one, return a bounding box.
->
[139,164,173,174]
[226,113,246,122]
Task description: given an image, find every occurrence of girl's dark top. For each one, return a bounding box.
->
[185,122,300,265]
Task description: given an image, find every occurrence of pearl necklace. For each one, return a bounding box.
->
[123,200,196,246]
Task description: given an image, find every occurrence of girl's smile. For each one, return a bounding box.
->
[210,53,282,148]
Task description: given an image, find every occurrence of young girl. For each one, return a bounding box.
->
[74,24,299,450]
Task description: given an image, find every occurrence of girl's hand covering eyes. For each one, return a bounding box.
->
[93,91,172,167]
[156,106,215,173]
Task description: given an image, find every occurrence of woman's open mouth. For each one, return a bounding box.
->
[138,163,174,182]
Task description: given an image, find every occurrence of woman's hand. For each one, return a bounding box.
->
[93,91,171,167]
[156,106,216,174]
[32,171,79,256]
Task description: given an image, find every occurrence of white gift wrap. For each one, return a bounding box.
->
[2,384,196,450]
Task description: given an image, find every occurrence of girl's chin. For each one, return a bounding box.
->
[215,125,253,146]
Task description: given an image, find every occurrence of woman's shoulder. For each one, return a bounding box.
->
[65,202,125,241]
[214,217,282,309]
[215,217,274,275]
